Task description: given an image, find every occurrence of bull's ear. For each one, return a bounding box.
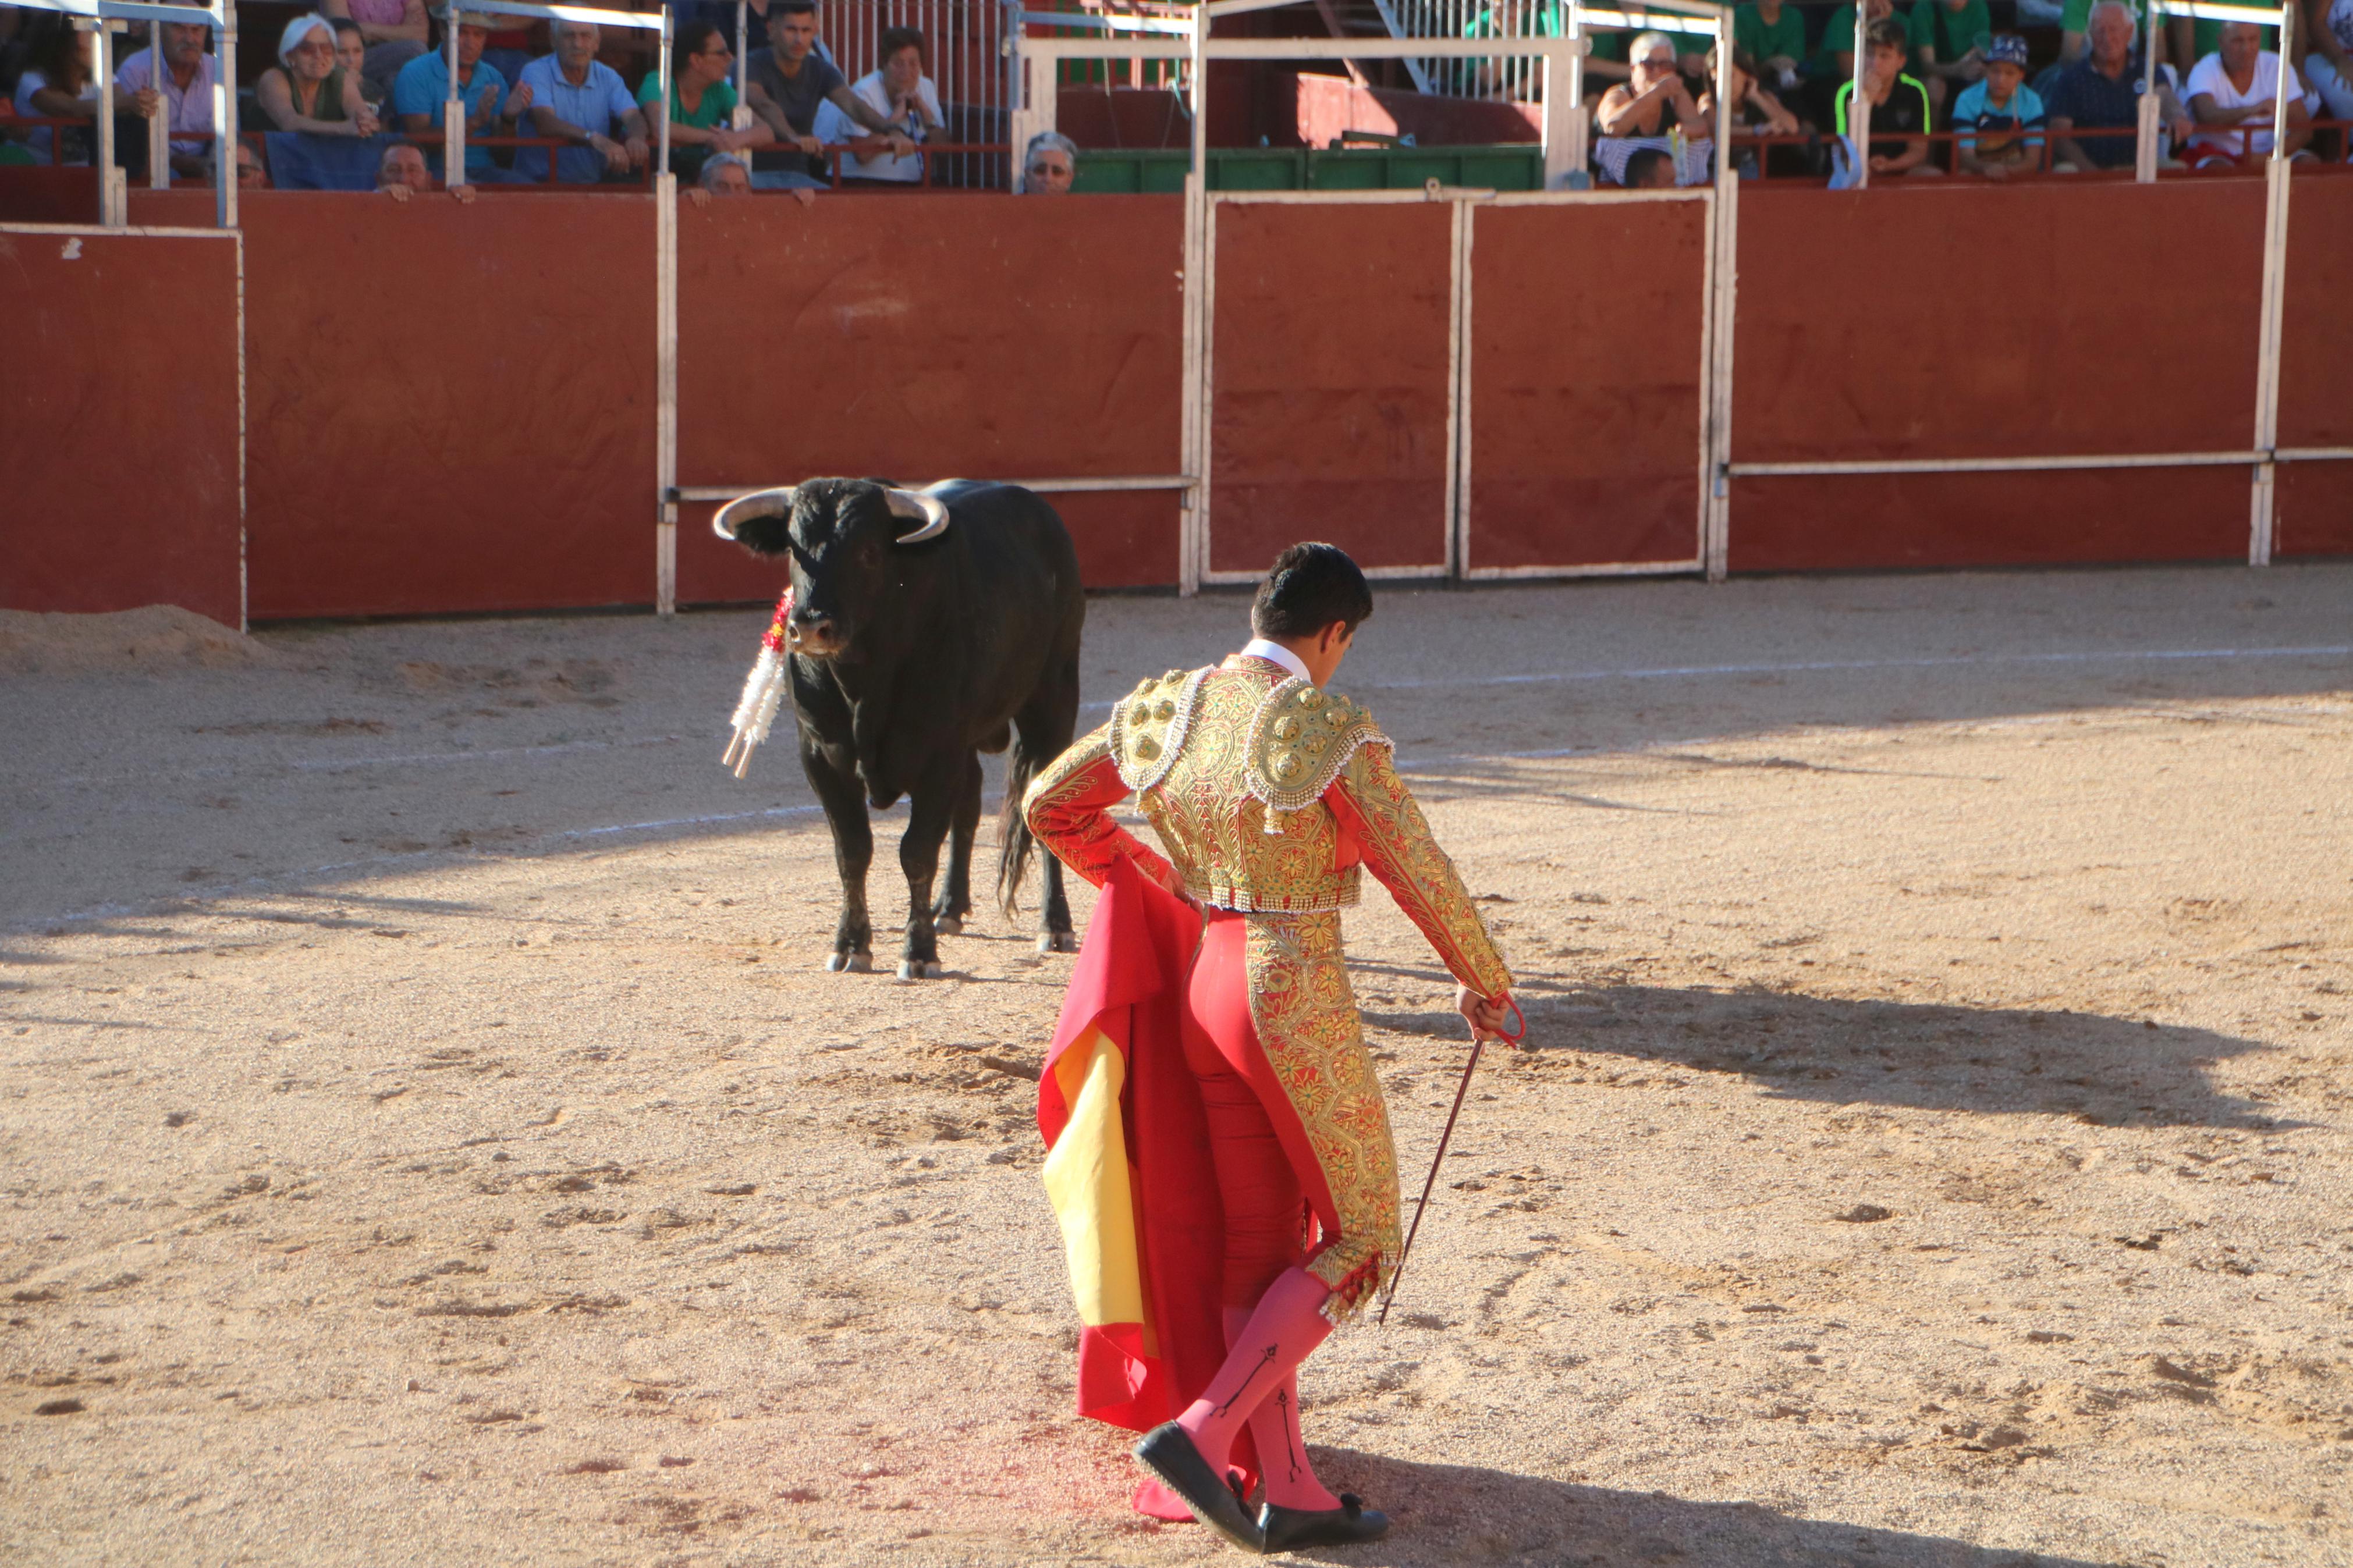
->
[715,488,797,556]
[883,488,950,545]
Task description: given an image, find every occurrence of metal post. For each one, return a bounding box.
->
[93,19,126,225]
[2136,0,2160,179]
[1704,7,1737,579]
[444,2,466,187]
[1180,2,1209,595]
[215,11,235,229]
[1565,6,1587,179]
[657,9,674,179]
[1846,3,1872,188]
[732,0,753,130]
[147,27,171,190]
[2248,0,2294,564]
[657,168,678,613]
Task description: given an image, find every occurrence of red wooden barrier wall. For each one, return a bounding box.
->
[2275,172,2353,559]
[239,191,655,619]
[1,226,243,625]
[672,193,1184,602]
[1464,198,1706,571]
[1727,180,2267,571]
[1208,200,1454,576]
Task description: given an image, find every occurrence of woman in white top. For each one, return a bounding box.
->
[12,24,103,165]
[811,23,942,182]
[2184,20,2312,161]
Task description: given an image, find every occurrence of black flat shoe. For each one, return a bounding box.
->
[1133,1422,1265,1553]
[1258,1493,1390,1553]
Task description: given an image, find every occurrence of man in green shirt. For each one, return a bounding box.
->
[1734,0,1808,93]
[1910,0,1991,116]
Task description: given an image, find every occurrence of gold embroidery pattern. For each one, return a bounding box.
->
[1023,723,1179,894]
[1133,662,1364,914]
[1339,744,1513,1000]
[1243,911,1400,1324]
[1244,678,1387,816]
[1109,667,1211,793]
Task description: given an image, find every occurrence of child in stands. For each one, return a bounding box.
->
[1952,33,2047,177]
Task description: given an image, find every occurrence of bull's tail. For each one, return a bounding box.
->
[995,742,1044,922]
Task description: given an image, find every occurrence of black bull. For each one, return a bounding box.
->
[716,478,1081,979]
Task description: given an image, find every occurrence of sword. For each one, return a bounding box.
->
[1378,994,1525,1326]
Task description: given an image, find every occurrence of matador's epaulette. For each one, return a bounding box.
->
[1244,677,1389,824]
[1109,665,1209,791]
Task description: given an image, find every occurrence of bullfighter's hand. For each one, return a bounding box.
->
[1458,985,1515,1044]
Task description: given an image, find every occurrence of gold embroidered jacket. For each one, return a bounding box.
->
[1023,653,1512,1318]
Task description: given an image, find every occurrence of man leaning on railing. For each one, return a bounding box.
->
[115,19,217,182]
[744,1,913,189]
[810,23,939,183]
[512,19,650,183]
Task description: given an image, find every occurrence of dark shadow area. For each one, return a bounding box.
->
[1298,1448,2121,1567]
[1362,985,2285,1131]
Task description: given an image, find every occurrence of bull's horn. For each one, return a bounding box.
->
[714,486,796,541]
[884,488,950,545]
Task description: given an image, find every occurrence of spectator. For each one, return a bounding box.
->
[236,137,271,187]
[257,13,379,138]
[12,22,100,165]
[684,146,752,203]
[2309,0,2353,125]
[1834,17,1939,177]
[1733,0,1808,98]
[115,19,217,182]
[637,18,769,180]
[1908,0,1990,118]
[745,2,909,187]
[332,18,384,107]
[1595,30,1710,186]
[319,0,428,104]
[391,10,514,182]
[2062,0,2155,65]
[1621,144,1677,186]
[811,24,941,183]
[513,20,649,182]
[2047,1,2194,169]
[377,137,429,191]
[1815,0,1907,93]
[1951,33,2045,177]
[1023,129,1076,193]
[2184,20,2313,163]
[1703,45,1804,175]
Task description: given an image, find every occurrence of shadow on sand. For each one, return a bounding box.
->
[1361,983,2284,1132]
[1281,1447,2120,1567]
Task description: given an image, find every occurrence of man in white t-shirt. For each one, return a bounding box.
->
[2182,20,2312,161]
[809,23,942,182]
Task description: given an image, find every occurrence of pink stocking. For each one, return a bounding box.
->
[1177,1268,1335,1492]
[1213,1306,1343,1510]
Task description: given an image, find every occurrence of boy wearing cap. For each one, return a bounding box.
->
[1952,33,2046,176]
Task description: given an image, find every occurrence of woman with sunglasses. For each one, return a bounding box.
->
[638,18,773,181]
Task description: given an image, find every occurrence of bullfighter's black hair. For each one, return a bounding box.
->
[1250,542,1373,641]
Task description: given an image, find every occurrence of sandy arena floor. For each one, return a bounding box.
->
[3,565,2351,1568]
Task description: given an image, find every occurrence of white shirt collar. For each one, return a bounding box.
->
[1238,638,1311,683]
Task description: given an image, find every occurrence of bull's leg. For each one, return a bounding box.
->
[799,739,874,973]
[931,752,983,937]
[895,757,960,981]
[1038,844,1074,953]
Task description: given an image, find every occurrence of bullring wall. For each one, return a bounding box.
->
[5,176,2349,626]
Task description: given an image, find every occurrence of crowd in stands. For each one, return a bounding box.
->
[0,0,2344,193]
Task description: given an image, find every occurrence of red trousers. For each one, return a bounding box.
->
[1183,909,1307,1310]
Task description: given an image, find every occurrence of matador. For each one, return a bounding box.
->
[1024,543,1516,1554]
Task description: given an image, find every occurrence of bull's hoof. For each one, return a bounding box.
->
[896,959,944,982]
[1037,930,1080,955]
[934,915,964,937]
[826,950,874,974]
